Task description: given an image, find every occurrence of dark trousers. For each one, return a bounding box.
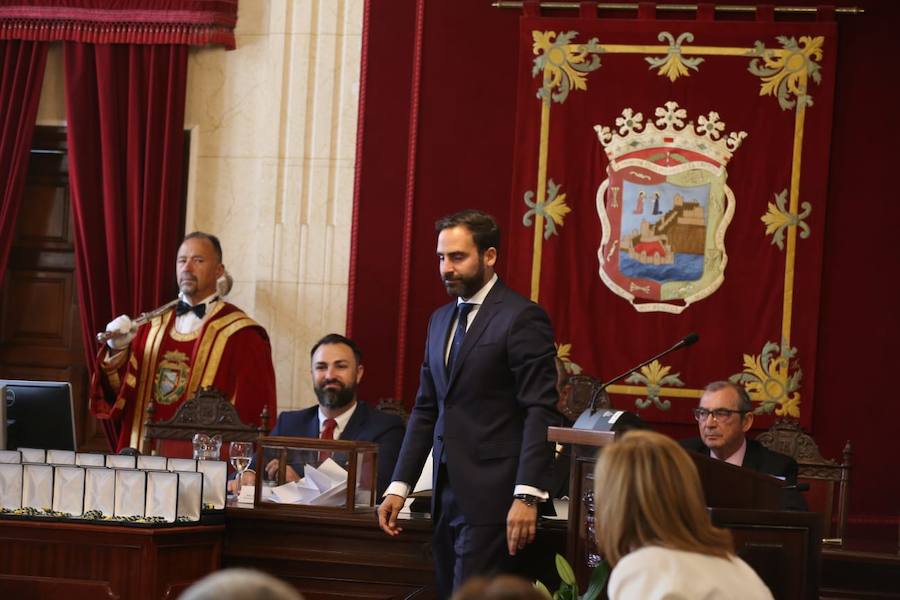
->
[432,463,510,600]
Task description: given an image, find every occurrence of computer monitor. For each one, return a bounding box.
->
[0,380,76,451]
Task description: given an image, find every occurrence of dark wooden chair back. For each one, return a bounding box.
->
[756,419,851,542]
[559,374,611,422]
[141,387,269,455]
[375,397,409,424]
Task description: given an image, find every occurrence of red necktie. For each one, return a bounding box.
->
[319,418,337,462]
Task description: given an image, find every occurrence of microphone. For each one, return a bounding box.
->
[571,333,700,433]
[681,332,699,347]
[783,483,810,492]
[588,333,700,415]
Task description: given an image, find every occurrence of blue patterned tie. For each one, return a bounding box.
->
[447,303,474,376]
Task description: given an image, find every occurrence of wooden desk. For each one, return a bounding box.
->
[223,504,436,600]
[2,509,896,599]
[821,540,900,599]
[709,508,821,600]
[0,519,223,599]
[222,503,567,600]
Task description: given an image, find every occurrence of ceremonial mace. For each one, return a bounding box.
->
[95,272,233,343]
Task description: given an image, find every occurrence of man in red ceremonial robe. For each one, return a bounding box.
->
[90,232,277,454]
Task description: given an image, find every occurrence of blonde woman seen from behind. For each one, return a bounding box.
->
[593,430,773,600]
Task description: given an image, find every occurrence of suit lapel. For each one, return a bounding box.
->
[447,282,505,385]
[742,439,762,470]
[303,409,320,438]
[342,402,366,440]
[431,301,456,393]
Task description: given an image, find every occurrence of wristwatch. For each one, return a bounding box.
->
[513,493,541,506]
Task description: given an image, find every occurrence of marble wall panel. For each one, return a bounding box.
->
[184,0,363,413]
[185,33,284,159]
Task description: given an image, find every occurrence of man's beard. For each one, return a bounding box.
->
[443,258,486,298]
[315,381,356,409]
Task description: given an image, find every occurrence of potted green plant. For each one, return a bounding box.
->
[535,553,609,600]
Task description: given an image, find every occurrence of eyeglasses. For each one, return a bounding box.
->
[693,407,748,422]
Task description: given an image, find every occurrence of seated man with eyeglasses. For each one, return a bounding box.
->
[681,381,807,511]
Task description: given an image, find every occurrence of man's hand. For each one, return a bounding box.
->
[506,499,538,555]
[228,470,255,493]
[264,459,299,482]
[376,494,406,536]
[105,314,136,350]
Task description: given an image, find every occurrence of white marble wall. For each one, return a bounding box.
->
[36,0,365,413]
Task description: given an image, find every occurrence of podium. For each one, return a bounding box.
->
[548,425,822,599]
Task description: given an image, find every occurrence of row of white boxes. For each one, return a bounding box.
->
[0,448,228,524]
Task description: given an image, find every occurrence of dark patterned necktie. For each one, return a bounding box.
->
[447,303,474,375]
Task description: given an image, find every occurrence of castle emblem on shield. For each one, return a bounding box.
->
[594,102,747,313]
[154,350,190,405]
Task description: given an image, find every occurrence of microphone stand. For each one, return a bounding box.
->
[586,334,699,416]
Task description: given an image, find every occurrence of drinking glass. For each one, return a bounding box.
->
[229,441,254,494]
[192,433,222,460]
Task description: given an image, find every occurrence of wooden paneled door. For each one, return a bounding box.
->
[0,126,106,451]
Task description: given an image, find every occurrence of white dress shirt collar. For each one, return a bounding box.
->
[711,436,747,467]
[318,401,358,440]
[174,292,220,334]
[445,274,499,367]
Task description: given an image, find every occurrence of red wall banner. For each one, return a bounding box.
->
[506,12,837,430]
[350,0,899,527]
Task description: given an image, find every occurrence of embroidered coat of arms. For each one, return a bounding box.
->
[595,101,746,313]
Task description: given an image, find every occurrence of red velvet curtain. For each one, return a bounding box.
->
[0,39,48,286]
[0,1,236,450]
[65,42,188,448]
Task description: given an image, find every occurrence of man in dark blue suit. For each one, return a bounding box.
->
[238,334,404,497]
[377,210,560,599]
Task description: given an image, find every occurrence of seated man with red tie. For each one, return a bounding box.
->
[237,334,405,497]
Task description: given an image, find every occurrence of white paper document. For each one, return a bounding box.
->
[268,458,348,506]
[236,485,256,504]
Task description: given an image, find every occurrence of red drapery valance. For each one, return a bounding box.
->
[0,0,237,49]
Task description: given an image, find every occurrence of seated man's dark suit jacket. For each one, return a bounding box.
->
[270,402,405,497]
[392,280,561,525]
[680,437,807,511]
